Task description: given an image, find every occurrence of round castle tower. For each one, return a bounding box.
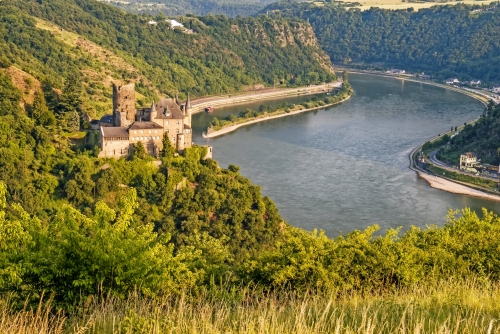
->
[184,93,191,127]
[113,83,136,127]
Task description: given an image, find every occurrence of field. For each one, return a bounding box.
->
[335,0,496,11]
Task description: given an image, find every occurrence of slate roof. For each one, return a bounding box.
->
[100,114,114,123]
[154,98,185,119]
[101,127,129,138]
[129,121,163,130]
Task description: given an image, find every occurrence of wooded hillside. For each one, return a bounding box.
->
[0,0,335,119]
[269,2,500,82]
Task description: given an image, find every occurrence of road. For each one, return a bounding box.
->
[428,150,499,182]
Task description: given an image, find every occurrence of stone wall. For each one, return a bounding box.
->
[99,138,130,158]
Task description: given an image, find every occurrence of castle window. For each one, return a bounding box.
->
[165,121,169,125]
[140,130,143,134]
[176,129,179,134]
[176,121,179,125]
[166,129,169,133]
[149,136,152,140]
[131,137,134,140]
[140,136,144,140]
[185,129,190,133]
[134,131,137,134]
[172,136,176,141]
[154,130,158,134]
[149,130,151,134]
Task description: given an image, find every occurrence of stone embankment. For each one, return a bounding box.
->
[191,82,342,114]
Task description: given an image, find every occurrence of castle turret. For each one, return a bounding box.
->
[112,83,136,127]
[184,93,191,127]
[150,100,157,121]
[176,133,185,151]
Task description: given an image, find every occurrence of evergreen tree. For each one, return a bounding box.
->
[31,91,56,126]
[161,132,176,159]
[57,73,82,114]
[132,142,147,159]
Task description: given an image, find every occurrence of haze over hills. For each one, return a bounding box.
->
[268,1,500,83]
[98,0,279,17]
[1,0,335,119]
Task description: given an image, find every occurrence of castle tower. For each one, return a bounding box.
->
[184,93,191,127]
[112,83,136,127]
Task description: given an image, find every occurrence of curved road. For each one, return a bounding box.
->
[428,149,499,182]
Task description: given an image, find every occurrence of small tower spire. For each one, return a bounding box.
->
[150,100,157,121]
[175,93,180,106]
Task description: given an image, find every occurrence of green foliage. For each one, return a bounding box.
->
[437,102,500,165]
[3,0,335,114]
[0,71,22,116]
[31,91,56,127]
[271,2,500,82]
[160,132,176,160]
[132,142,148,160]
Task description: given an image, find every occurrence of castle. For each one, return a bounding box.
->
[98,83,192,158]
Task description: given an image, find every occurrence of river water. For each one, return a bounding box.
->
[192,73,500,236]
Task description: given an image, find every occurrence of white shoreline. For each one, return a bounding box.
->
[203,94,352,138]
[417,172,500,202]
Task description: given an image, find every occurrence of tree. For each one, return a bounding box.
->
[161,132,175,159]
[132,142,147,159]
[57,73,83,114]
[31,91,56,126]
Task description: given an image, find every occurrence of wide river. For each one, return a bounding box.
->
[192,73,500,236]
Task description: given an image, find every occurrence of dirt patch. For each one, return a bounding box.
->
[1,66,41,106]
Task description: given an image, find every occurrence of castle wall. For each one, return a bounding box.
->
[129,128,164,157]
[99,138,130,158]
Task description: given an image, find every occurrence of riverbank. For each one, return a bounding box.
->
[203,93,352,139]
[417,172,500,202]
[335,67,495,106]
[191,81,342,114]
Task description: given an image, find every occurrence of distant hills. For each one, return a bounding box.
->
[100,0,278,18]
[0,0,335,119]
[268,2,500,83]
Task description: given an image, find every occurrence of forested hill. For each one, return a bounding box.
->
[267,2,500,83]
[0,0,335,118]
[438,101,500,165]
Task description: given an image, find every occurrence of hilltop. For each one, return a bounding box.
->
[268,2,500,83]
[0,0,335,119]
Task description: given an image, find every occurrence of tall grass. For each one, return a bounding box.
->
[3,279,500,333]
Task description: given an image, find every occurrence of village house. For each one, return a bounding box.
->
[459,152,478,172]
[446,78,460,85]
[98,83,192,158]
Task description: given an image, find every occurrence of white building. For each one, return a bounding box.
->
[492,86,500,93]
[446,78,460,85]
[460,152,478,172]
[166,19,184,29]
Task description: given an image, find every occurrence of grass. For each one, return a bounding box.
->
[4,279,500,333]
[62,131,87,139]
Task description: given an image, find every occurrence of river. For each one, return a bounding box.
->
[192,73,500,236]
